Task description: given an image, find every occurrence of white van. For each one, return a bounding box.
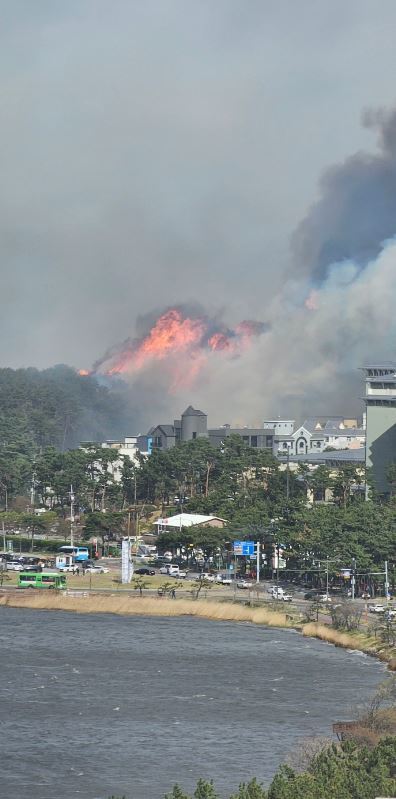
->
[159,564,180,576]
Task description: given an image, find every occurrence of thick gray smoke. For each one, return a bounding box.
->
[292,108,396,282]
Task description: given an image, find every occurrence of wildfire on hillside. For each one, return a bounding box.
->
[78,307,268,390]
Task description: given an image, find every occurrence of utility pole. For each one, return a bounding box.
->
[70,485,75,547]
[256,540,260,584]
[286,446,290,501]
[385,560,389,605]
[326,557,329,601]
[30,471,36,508]
[276,541,280,596]
[351,557,356,601]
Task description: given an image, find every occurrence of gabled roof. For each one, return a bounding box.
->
[147,424,175,437]
[155,513,227,527]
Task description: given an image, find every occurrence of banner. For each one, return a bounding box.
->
[121,538,133,584]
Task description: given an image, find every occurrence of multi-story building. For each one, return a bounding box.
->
[208,424,274,449]
[362,362,396,496]
[274,417,365,457]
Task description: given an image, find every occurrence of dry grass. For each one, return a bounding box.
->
[0,592,289,627]
[302,622,376,653]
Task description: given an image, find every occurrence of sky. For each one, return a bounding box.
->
[2,1,396,426]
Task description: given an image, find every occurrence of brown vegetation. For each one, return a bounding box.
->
[0,592,289,627]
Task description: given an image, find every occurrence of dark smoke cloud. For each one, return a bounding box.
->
[292,107,396,282]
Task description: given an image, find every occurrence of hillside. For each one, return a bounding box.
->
[0,365,131,452]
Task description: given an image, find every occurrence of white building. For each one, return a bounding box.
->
[274,417,365,456]
[263,419,295,436]
[154,513,227,533]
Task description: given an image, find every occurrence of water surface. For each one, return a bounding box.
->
[0,608,385,799]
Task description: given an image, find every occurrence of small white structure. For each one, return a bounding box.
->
[155,513,227,533]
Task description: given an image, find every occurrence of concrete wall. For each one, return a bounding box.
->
[365,405,396,494]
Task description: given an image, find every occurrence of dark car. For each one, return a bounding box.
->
[135,567,155,576]
[304,590,321,600]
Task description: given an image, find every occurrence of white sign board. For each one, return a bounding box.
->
[121,538,133,584]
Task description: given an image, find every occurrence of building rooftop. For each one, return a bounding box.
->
[154,513,227,528]
[360,362,396,373]
[366,375,396,383]
[147,424,175,436]
[181,405,207,417]
[277,448,365,465]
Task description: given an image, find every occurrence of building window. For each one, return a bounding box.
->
[250,436,258,447]
[242,436,249,443]
[265,436,273,447]
[153,436,163,449]
[192,432,197,440]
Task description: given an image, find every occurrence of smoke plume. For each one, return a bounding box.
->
[292,107,396,283]
[81,307,269,394]
[78,105,396,430]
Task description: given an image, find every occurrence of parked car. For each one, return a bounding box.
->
[237,580,253,589]
[159,564,179,575]
[171,570,187,579]
[304,590,322,600]
[58,564,79,573]
[268,586,284,597]
[84,564,109,574]
[278,593,293,602]
[216,574,232,585]
[6,561,24,571]
[369,604,387,614]
[199,573,215,582]
[19,562,43,572]
[135,567,155,576]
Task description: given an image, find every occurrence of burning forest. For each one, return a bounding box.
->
[79,308,269,392]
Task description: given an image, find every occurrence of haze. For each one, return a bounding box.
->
[2,1,396,425]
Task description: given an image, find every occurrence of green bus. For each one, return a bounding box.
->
[18,572,67,590]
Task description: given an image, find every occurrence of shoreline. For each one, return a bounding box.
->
[1,592,395,668]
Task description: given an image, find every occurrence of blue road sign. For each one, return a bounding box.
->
[233,540,255,556]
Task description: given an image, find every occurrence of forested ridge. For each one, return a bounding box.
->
[0,365,129,451]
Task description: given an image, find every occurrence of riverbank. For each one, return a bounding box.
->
[2,592,395,667]
[302,621,396,669]
[0,591,289,626]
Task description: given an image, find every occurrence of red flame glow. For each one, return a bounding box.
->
[80,307,268,391]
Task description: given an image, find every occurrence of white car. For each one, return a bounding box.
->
[199,573,215,582]
[237,580,253,589]
[268,585,284,596]
[84,564,109,574]
[369,604,387,614]
[216,574,232,585]
[278,593,293,602]
[59,564,79,573]
[171,570,187,579]
[6,561,24,571]
[268,586,285,598]
[159,565,180,576]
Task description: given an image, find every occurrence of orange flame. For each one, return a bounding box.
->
[79,307,268,390]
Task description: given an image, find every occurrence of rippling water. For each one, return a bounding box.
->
[0,608,385,799]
